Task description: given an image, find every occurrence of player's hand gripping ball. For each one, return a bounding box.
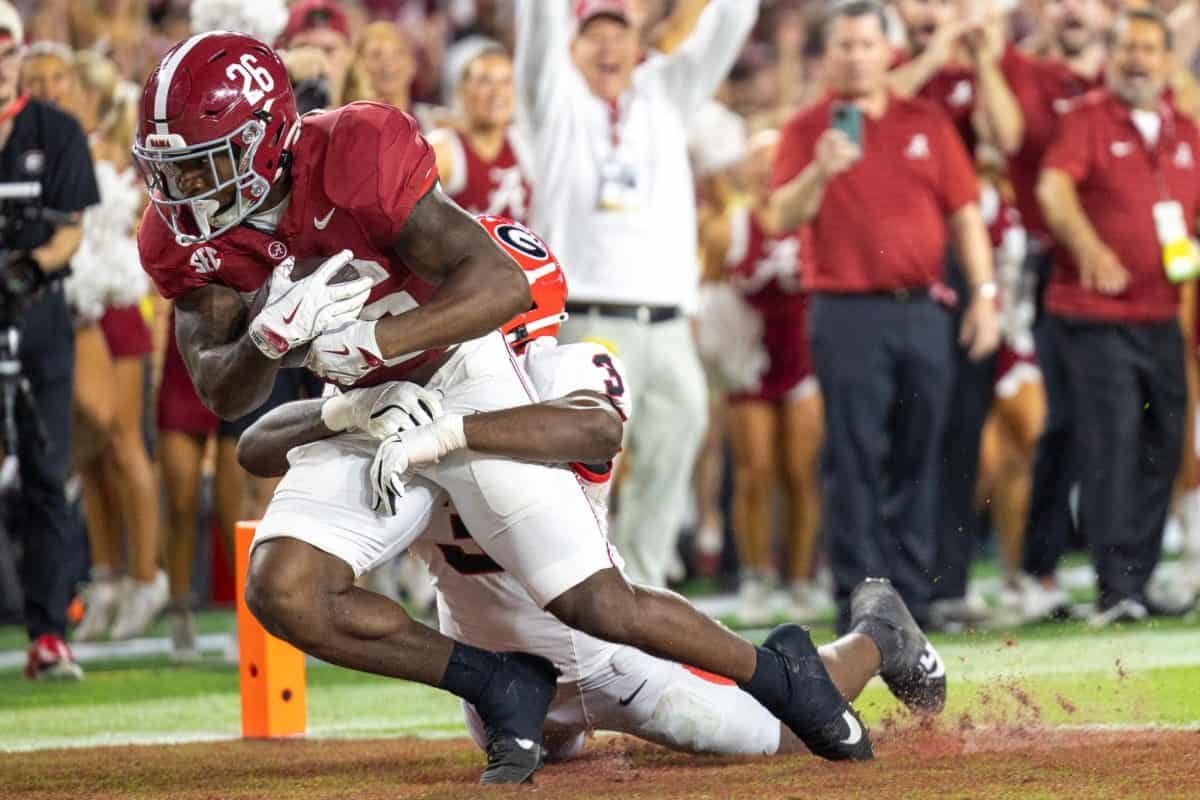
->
[247,250,370,362]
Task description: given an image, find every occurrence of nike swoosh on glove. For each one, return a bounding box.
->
[304,319,391,387]
[248,250,373,359]
[320,381,445,437]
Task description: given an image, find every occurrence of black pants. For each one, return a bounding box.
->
[1023,247,1078,577]
[810,293,954,630]
[13,287,78,640]
[1052,316,1186,606]
[933,255,998,602]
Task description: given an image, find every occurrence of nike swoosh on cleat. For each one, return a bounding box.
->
[282,301,303,325]
[840,710,863,746]
[514,738,535,750]
[313,208,335,230]
[618,679,648,707]
[920,645,946,679]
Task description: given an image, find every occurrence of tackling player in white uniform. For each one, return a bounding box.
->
[239,238,949,765]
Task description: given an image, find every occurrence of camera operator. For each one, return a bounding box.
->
[0,3,100,680]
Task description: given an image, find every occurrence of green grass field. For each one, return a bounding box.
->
[3,613,1198,754]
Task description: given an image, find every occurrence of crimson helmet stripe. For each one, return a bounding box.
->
[154,33,214,136]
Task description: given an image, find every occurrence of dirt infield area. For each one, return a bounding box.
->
[6,725,1199,800]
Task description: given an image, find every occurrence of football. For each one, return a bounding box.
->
[247,256,362,367]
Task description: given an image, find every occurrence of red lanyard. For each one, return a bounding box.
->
[0,92,29,126]
[607,99,621,152]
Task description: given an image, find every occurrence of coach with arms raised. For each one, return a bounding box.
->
[513,0,758,586]
[765,0,998,630]
[1037,9,1199,625]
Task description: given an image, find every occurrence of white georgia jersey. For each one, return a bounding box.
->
[408,338,631,682]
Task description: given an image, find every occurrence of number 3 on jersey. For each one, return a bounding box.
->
[593,353,624,398]
[438,515,504,576]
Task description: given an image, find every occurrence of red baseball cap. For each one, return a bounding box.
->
[279,0,351,47]
[575,0,633,28]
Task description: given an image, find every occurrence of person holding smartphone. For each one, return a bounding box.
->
[764,0,998,632]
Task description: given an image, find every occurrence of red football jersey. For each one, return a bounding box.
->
[138,101,445,386]
[441,129,531,223]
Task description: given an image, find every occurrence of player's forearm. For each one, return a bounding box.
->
[463,396,623,463]
[32,223,83,273]
[763,163,829,234]
[373,257,531,360]
[237,398,333,478]
[191,336,282,419]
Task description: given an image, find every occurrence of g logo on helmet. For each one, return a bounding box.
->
[495,223,550,262]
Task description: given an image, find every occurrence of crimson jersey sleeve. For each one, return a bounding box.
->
[770,108,821,191]
[322,102,438,245]
[932,110,980,214]
[137,206,210,299]
[1041,104,1093,183]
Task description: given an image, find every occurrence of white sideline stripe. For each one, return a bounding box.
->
[0,633,234,670]
[154,33,211,135]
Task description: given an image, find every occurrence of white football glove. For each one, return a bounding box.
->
[369,415,467,515]
[248,250,373,359]
[303,318,387,387]
[321,380,447,439]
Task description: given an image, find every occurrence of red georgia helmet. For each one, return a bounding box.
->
[132,31,299,244]
[476,215,569,352]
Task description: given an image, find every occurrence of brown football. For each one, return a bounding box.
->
[247,256,362,367]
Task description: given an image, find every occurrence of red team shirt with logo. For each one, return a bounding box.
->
[725,206,813,403]
[138,101,444,387]
[442,129,531,223]
[1001,47,1104,238]
[892,51,980,154]
[1042,90,1200,323]
[771,93,979,292]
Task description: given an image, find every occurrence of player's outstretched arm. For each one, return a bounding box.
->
[175,283,282,420]
[458,391,622,464]
[237,398,330,478]
[376,187,532,360]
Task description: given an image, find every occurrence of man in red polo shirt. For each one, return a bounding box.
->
[1001,0,1109,622]
[1038,9,1199,625]
[765,0,998,631]
[888,0,1025,631]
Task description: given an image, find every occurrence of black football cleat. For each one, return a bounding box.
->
[850,578,947,714]
[762,624,874,761]
[475,652,559,784]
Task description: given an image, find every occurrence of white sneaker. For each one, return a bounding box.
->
[1018,574,1072,622]
[168,606,198,663]
[109,571,169,640]
[73,574,121,642]
[1088,597,1148,627]
[737,575,774,627]
[787,581,826,622]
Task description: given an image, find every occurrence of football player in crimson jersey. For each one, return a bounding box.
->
[134,32,894,780]
[238,225,946,763]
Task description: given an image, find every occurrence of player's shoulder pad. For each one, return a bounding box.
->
[320,101,430,213]
[136,205,203,299]
[538,340,632,421]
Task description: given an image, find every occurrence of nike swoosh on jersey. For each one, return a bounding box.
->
[314,208,335,229]
[618,679,649,707]
[323,346,351,356]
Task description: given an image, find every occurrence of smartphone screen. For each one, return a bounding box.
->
[830,104,863,149]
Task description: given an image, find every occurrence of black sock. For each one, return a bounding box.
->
[737,646,791,713]
[438,641,501,706]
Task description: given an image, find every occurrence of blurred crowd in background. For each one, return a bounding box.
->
[2,0,1200,670]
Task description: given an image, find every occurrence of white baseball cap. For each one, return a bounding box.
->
[0,1,22,44]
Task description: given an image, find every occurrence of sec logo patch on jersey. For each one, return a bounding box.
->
[189,246,221,274]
